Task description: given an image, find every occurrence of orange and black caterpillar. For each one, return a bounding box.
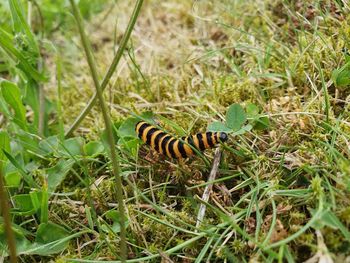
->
[135,121,228,159]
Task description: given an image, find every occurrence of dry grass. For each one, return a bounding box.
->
[1,0,350,262]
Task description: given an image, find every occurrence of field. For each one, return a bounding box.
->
[0,0,350,262]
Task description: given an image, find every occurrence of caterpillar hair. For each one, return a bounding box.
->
[135,121,228,159]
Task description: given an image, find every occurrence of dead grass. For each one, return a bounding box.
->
[36,0,350,261]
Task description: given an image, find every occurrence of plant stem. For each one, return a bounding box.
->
[65,0,144,138]
[68,0,127,261]
[0,170,17,263]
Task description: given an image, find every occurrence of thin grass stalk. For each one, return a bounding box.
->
[65,0,144,138]
[68,0,127,261]
[0,169,17,263]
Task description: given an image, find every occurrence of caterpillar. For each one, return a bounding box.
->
[135,121,228,159]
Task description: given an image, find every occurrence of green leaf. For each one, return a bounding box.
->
[137,111,155,123]
[103,210,129,234]
[40,186,49,223]
[39,136,60,156]
[15,130,43,158]
[320,210,350,241]
[5,171,21,187]
[85,207,94,230]
[118,117,138,138]
[0,28,44,82]
[332,68,350,87]
[0,223,31,256]
[0,79,27,130]
[0,131,10,170]
[207,121,232,132]
[30,190,42,211]
[226,103,246,131]
[0,92,11,118]
[3,149,38,188]
[46,159,74,193]
[84,141,105,156]
[232,124,253,135]
[254,116,270,130]
[33,222,70,255]
[24,80,40,131]
[101,122,119,150]
[58,137,84,157]
[246,103,259,118]
[9,0,39,54]
[118,137,139,157]
[13,194,37,215]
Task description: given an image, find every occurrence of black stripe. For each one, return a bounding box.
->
[183,136,195,147]
[196,133,206,151]
[146,128,158,145]
[154,132,167,152]
[160,135,172,154]
[206,132,215,148]
[137,122,150,139]
[177,141,188,158]
[167,138,177,158]
[214,132,219,144]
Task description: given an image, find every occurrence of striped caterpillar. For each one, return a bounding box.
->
[135,121,228,159]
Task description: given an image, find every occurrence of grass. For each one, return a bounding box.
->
[0,0,350,262]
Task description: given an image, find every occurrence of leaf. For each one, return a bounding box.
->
[138,111,155,123]
[246,103,259,118]
[103,210,129,234]
[320,210,350,241]
[46,159,74,193]
[226,103,246,131]
[0,28,44,82]
[58,137,84,157]
[24,80,40,131]
[3,149,38,188]
[232,124,253,135]
[33,222,70,255]
[13,194,37,215]
[0,223,31,256]
[332,68,350,87]
[84,141,105,156]
[208,121,232,132]
[254,116,270,130]
[0,131,10,170]
[118,137,139,157]
[0,79,27,130]
[40,186,49,223]
[0,91,11,118]
[101,122,120,150]
[39,136,60,156]
[5,171,21,187]
[16,130,43,157]
[9,0,39,54]
[118,117,138,138]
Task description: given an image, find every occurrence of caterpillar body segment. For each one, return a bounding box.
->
[135,121,228,159]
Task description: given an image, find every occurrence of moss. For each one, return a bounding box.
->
[3,0,350,261]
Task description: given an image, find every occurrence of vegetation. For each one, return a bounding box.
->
[0,0,349,262]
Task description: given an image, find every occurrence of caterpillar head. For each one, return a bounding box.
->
[219,132,228,143]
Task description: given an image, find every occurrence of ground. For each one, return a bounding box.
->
[0,0,349,262]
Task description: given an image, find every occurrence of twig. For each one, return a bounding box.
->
[196,148,222,229]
